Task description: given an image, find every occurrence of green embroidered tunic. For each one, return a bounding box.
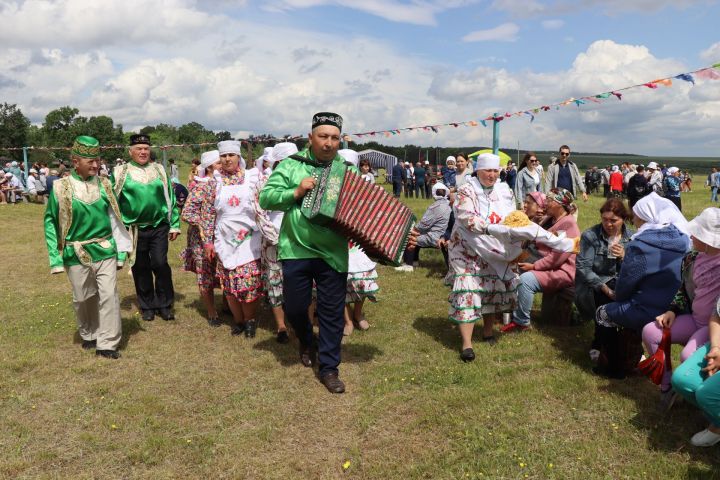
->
[44,172,121,272]
[259,149,357,273]
[112,161,180,231]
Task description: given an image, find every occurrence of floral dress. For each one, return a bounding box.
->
[181,178,219,290]
[185,169,272,303]
[346,241,379,303]
[448,179,519,323]
[255,173,284,307]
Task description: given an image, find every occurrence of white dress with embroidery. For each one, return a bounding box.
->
[448,179,519,323]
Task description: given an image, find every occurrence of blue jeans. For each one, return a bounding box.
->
[711,187,718,203]
[512,271,542,326]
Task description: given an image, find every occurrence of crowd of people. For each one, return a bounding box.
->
[41,118,720,445]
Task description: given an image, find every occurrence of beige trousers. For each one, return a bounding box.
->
[66,257,122,351]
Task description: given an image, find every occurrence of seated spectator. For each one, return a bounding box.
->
[575,199,633,360]
[27,168,47,201]
[0,169,7,204]
[672,295,720,447]
[395,182,451,272]
[3,171,23,202]
[593,193,690,379]
[502,188,580,333]
[522,191,547,226]
[643,207,720,408]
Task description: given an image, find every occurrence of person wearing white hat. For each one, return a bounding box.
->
[671,208,720,445]
[441,156,457,189]
[593,193,690,379]
[663,166,682,211]
[181,150,222,326]
[447,152,519,361]
[645,161,663,195]
[258,146,275,177]
[27,167,47,199]
[254,142,299,343]
[396,181,452,272]
[186,140,269,338]
[641,207,719,407]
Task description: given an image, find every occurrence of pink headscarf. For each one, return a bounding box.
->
[527,191,546,210]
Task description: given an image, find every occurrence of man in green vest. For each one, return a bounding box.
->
[113,134,180,321]
[44,136,132,359]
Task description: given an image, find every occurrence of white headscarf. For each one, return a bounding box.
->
[198,150,220,177]
[338,149,359,167]
[271,142,298,164]
[632,192,690,239]
[217,140,245,169]
[432,182,449,200]
[611,165,619,172]
[667,167,679,175]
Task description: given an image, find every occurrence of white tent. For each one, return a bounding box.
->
[357,149,398,182]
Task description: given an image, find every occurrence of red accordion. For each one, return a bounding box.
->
[301,162,416,266]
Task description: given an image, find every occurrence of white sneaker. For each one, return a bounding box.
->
[690,429,720,447]
[394,265,414,272]
[589,349,600,363]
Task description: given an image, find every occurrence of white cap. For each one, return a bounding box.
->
[687,207,720,249]
[29,168,38,174]
[270,142,298,164]
[338,149,359,167]
[217,140,245,169]
[667,167,679,175]
[646,161,659,170]
[432,182,449,199]
[446,156,456,164]
[475,153,500,170]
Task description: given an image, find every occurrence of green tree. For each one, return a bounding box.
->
[0,103,31,161]
[215,130,233,142]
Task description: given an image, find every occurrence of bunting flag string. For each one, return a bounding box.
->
[345,63,719,140]
[3,64,718,153]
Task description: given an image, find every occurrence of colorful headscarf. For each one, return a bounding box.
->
[547,188,576,213]
[527,191,546,210]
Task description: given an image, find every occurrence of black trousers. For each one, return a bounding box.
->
[131,223,174,312]
[392,181,402,198]
[282,258,346,376]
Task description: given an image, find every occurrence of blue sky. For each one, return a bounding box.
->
[0,0,719,155]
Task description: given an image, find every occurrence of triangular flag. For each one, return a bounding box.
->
[430,126,439,133]
[573,99,586,106]
[652,78,672,87]
[675,73,695,85]
[480,120,487,127]
[611,91,622,100]
[524,111,535,122]
[697,68,720,80]
[596,93,611,99]
[643,82,658,89]
[469,120,478,127]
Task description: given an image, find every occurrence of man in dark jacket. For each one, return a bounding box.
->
[627,165,649,208]
[391,161,405,198]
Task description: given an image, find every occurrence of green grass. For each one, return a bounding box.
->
[0,186,718,479]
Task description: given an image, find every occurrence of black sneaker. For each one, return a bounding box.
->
[141,310,155,321]
[231,323,245,336]
[81,340,97,350]
[157,308,175,321]
[245,319,257,338]
[96,350,120,359]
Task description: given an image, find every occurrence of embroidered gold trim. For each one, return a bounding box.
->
[126,163,159,184]
[69,175,101,205]
[55,178,74,253]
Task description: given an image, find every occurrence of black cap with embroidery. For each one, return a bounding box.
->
[129,134,151,146]
[311,112,343,132]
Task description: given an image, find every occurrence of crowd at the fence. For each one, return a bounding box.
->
[39,116,720,443]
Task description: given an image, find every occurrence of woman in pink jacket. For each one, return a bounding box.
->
[502,188,580,332]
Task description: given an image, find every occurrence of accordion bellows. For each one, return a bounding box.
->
[301,162,416,266]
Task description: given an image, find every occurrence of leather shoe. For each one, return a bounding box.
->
[460,348,476,362]
[157,308,175,321]
[96,349,120,359]
[299,344,314,368]
[141,310,155,321]
[81,339,97,350]
[276,330,290,344]
[320,372,345,394]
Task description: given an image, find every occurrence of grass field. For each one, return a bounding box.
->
[1,184,719,479]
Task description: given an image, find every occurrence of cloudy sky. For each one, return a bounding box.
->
[1,0,719,155]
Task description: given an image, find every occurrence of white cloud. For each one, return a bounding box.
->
[700,42,720,63]
[462,23,520,42]
[262,0,481,26]
[541,19,565,29]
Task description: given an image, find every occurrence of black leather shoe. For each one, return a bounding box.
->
[245,319,257,338]
[320,372,345,394]
[276,330,290,344]
[81,340,97,350]
[460,348,476,362]
[299,344,314,368]
[96,349,120,359]
[207,316,222,327]
[141,310,155,321]
[231,323,245,336]
[157,308,175,321]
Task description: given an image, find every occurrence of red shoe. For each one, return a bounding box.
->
[500,321,530,333]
